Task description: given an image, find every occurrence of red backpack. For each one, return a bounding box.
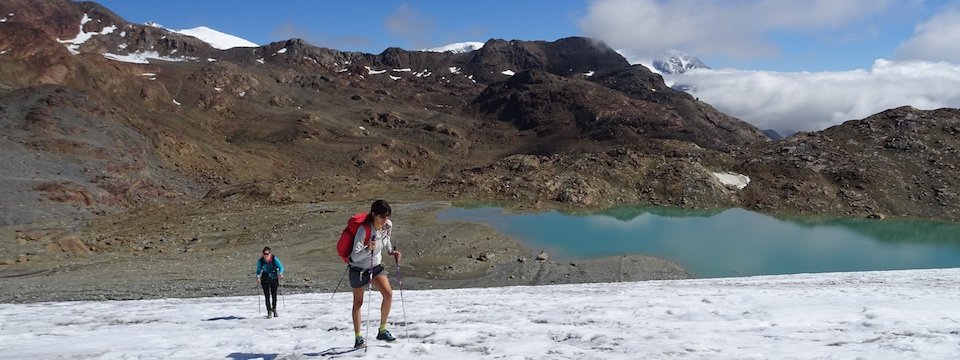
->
[337,213,373,263]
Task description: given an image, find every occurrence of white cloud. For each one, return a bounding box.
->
[386,4,433,49]
[580,0,888,61]
[667,59,960,134]
[896,9,960,63]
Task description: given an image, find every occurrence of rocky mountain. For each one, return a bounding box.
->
[1,0,958,231]
[652,50,710,74]
[739,106,960,221]
[762,129,784,140]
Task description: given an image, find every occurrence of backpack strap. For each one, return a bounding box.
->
[347,224,374,264]
[259,256,280,277]
[363,223,374,245]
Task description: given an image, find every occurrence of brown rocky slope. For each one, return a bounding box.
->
[1,0,959,303]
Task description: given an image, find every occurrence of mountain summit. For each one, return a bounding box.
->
[0,0,958,228]
[652,50,711,74]
[423,41,485,54]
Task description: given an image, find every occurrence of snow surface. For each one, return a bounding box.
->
[424,41,485,54]
[367,66,387,75]
[57,13,117,55]
[56,14,252,61]
[652,50,711,75]
[102,50,197,64]
[172,26,258,50]
[711,171,750,190]
[3,268,958,359]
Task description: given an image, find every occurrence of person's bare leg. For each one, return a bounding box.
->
[372,274,393,327]
[352,287,364,334]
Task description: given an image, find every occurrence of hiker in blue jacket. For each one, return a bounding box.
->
[256,246,284,318]
[350,199,402,348]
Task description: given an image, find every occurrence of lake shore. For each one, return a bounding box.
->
[0,200,690,303]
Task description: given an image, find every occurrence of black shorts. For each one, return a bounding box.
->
[349,264,386,288]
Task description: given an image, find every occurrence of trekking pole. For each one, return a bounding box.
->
[394,255,408,342]
[331,266,348,300]
[365,250,374,352]
[280,277,286,309]
[257,282,262,316]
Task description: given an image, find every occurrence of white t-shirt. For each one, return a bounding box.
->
[349,219,394,269]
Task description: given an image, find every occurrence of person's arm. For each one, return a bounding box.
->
[276,257,285,277]
[255,259,262,283]
[384,221,401,262]
[352,225,371,257]
[383,220,394,254]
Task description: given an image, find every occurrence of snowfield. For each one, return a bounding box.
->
[2,268,958,359]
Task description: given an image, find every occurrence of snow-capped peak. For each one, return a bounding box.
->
[143,22,257,50]
[172,26,258,50]
[653,50,710,74]
[423,41,485,54]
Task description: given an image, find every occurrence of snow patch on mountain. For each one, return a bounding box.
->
[172,26,258,49]
[57,14,117,55]
[143,22,257,50]
[423,42,485,54]
[711,171,750,189]
[102,50,197,64]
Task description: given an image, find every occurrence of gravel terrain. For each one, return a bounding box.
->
[0,200,689,303]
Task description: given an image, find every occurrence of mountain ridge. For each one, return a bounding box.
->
[0,0,957,228]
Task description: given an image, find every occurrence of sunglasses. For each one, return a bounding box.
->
[263,252,271,256]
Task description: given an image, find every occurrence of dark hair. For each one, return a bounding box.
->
[365,199,391,223]
[262,246,271,253]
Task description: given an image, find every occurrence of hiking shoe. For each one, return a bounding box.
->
[354,336,365,348]
[272,310,278,318]
[266,311,273,319]
[376,329,396,342]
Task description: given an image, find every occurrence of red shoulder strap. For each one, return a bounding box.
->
[362,223,373,245]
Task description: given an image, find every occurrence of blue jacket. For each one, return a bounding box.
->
[256,256,284,280]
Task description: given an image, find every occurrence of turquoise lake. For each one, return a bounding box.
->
[436,207,960,278]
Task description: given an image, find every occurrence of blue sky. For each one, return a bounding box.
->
[95,0,958,72]
[95,1,583,61]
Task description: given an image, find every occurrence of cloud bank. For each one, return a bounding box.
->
[579,0,888,62]
[580,0,960,135]
[896,9,960,63]
[666,59,960,134]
